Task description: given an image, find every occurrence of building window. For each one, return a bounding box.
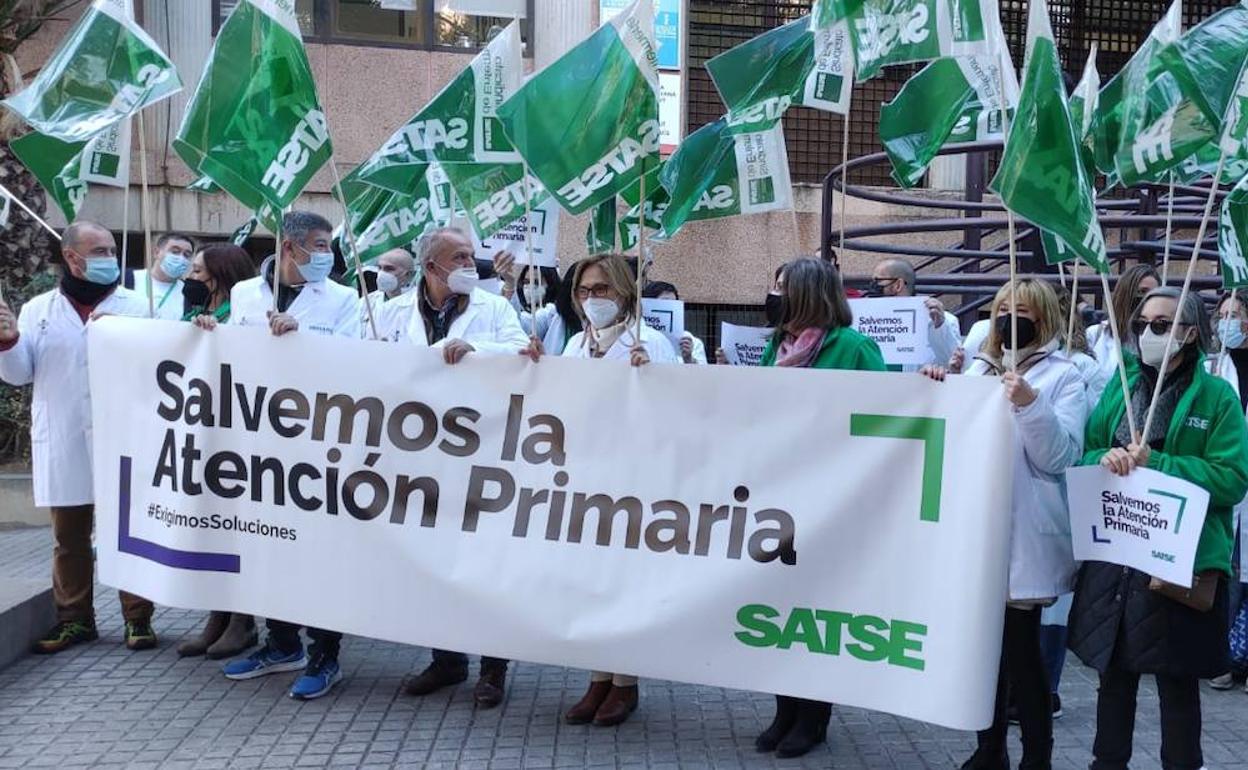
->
[213,0,532,55]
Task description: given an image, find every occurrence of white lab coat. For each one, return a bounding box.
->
[357,288,411,338]
[963,318,990,360]
[927,310,962,367]
[228,258,361,338]
[966,343,1087,601]
[374,286,529,354]
[563,322,680,364]
[129,269,184,321]
[0,287,150,506]
[510,298,575,356]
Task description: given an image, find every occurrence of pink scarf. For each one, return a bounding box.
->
[776,327,824,367]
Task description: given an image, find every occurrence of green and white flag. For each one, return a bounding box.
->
[1220,174,1248,288]
[174,0,332,213]
[618,164,670,251]
[990,0,1107,272]
[1090,0,1180,179]
[587,198,619,254]
[354,21,523,194]
[849,0,1000,82]
[497,0,660,214]
[705,16,854,131]
[10,131,88,221]
[231,216,259,247]
[812,0,864,29]
[79,118,131,188]
[1039,47,1101,266]
[879,51,1016,187]
[1154,2,1248,145]
[1,0,180,143]
[339,167,452,264]
[659,118,793,236]
[440,162,549,241]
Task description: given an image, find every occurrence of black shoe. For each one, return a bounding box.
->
[473,663,507,709]
[124,620,158,651]
[401,660,468,696]
[755,695,799,752]
[1051,692,1063,720]
[33,620,98,654]
[960,747,1009,770]
[775,701,831,759]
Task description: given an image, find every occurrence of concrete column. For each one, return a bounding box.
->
[140,0,212,184]
[533,0,595,69]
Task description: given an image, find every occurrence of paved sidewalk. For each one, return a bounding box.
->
[2,527,1248,769]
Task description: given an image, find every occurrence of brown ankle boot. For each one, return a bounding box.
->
[592,684,639,727]
[176,611,229,657]
[565,680,612,724]
[205,614,258,660]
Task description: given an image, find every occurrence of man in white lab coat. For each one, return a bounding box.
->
[357,247,415,336]
[128,232,195,320]
[0,221,157,654]
[394,227,526,708]
[219,211,358,701]
[373,227,528,362]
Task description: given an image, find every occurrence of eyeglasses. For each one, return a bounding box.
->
[1131,318,1182,337]
[575,283,613,300]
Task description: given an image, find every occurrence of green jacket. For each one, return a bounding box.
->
[760,326,887,372]
[1082,356,1248,575]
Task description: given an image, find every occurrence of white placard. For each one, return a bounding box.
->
[472,197,560,268]
[90,318,1013,731]
[720,322,773,366]
[437,0,524,15]
[641,297,684,351]
[849,296,933,367]
[1066,465,1210,587]
[659,71,682,154]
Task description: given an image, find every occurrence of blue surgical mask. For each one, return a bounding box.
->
[84,255,120,285]
[295,248,335,283]
[1218,318,1246,350]
[160,251,190,280]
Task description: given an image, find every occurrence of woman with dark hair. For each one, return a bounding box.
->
[502,260,581,356]
[1069,287,1248,770]
[176,243,259,659]
[753,258,885,758]
[182,243,258,325]
[1085,264,1160,389]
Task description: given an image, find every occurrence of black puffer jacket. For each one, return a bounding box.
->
[1067,562,1229,678]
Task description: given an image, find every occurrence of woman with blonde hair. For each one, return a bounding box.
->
[923,279,1087,770]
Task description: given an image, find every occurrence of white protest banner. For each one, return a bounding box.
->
[641,297,684,351]
[471,196,560,268]
[849,296,933,367]
[720,322,773,366]
[1066,466,1210,587]
[90,318,1012,730]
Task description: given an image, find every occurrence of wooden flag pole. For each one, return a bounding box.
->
[838,109,851,252]
[1065,258,1080,355]
[522,163,538,339]
[1141,151,1228,443]
[1160,171,1176,284]
[328,156,379,341]
[120,116,131,270]
[995,66,1018,370]
[137,110,155,318]
[272,212,283,313]
[0,181,60,241]
[636,166,647,344]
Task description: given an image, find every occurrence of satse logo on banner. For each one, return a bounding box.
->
[1066,465,1210,587]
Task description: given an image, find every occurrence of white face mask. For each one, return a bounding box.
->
[582,297,621,329]
[446,266,479,295]
[375,270,400,294]
[1138,327,1184,368]
[523,284,546,308]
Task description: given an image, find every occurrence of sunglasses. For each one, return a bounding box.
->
[1130,318,1184,337]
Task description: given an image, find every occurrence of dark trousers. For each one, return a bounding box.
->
[1091,666,1202,770]
[51,505,152,623]
[1038,623,1069,693]
[979,607,1052,762]
[266,618,342,660]
[432,648,508,672]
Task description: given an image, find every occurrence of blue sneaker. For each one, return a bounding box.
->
[289,653,342,700]
[222,641,307,680]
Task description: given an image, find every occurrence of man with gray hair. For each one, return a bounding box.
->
[219,210,359,700]
[0,220,158,654]
[372,227,528,364]
[870,257,963,369]
[227,210,359,337]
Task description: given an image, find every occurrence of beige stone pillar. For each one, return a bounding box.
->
[533,0,596,69]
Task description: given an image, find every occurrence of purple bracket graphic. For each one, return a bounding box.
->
[118,455,241,573]
[1092,526,1112,544]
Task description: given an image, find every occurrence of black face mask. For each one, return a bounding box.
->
[181,278,213,315]
[60,271,115,306]
[995,314,1038,350]
[764,293,784,327]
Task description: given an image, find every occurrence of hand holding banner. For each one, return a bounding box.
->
[1066,465,1210,587]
